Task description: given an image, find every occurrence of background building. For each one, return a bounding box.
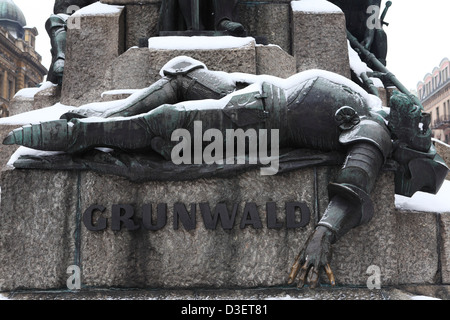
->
[0,0,47,117]
[417,57,450,144]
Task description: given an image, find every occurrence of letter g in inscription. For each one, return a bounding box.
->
[83,205,107,231]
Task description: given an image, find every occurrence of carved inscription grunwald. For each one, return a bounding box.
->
[82,202,311,232]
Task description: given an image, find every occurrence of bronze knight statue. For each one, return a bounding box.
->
[4,57,448,288]
[46,0,97,85]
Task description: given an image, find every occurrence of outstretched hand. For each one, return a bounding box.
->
[288,226,336,288]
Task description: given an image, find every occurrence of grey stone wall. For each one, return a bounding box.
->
[0,166,446,291]
[60,6,126,106]
[237,1,292,54]
[0,125,19,180]
[435,141,450,180]
[291,8,350,78]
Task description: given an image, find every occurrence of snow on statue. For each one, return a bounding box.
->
[3,56,448,288]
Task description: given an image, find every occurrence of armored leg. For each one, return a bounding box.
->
[61,77,179,120]
[3,102,194,158]
[46,14,68,85]
[61,59,236,120]
[177,0,205,30]
[371,29,388,66]
[3,116,156,154]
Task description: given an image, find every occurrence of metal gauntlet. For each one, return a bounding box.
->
[317,118,391,243]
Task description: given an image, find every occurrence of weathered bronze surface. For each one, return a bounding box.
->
[158,0,246,36]
[46,0,97,85]
[3,57,448,288]
[329,0,390,66]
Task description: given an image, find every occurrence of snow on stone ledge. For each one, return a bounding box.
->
[14,81,58,99]
[6,147,65,168]
[291,0,342,14]
[148,36,255,51]
[395,180,450,213]
[72,1,123,17]
[434,138,450,149]
[0,103,73,126]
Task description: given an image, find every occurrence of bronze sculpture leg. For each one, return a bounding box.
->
[4,103,192,157]
[213,0,245,36]
[61,63,237,120]
[172,0,244,35]
[176,0,204,30]
[46,14,68,85]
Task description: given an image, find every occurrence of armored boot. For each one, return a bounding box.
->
[217,19,245,37]
[3,117,156,154]
[213,0,245,36]
[46,14,68,85]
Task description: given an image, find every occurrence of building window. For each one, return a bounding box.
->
[8,80,12,100]
[445,101,448,118]
[448,99,450,119]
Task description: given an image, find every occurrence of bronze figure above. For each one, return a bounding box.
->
[46,0,97,85]
[159,0,246,36]
[329,0,391,66]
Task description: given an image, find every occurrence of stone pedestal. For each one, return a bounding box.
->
[65,35,296,105]
[8,94,34,116]
[436,141,450,180]
[291,1,351,78]
[237,0,292,54]
[98,0,349,78]
[33,86,62,110]
[61,3,125,106]
[440,213,450,283]
[0,165,444,291]
[0,125,19,178]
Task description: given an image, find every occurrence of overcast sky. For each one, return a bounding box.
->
[13,0,450,91]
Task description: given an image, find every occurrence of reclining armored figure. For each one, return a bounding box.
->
[3,57,448,288]
[46,0,97,85]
